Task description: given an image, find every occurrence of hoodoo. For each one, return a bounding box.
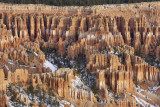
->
[0,2,160,107]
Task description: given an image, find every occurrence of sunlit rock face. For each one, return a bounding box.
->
[97,70,134,94]
[0,2,160,107]
[0,69,7,91]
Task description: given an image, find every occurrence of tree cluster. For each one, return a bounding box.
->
[0,0,159,6]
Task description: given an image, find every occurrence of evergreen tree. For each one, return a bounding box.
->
[0,0,158,6]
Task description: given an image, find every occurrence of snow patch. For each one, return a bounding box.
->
[33,52,38,56]
[132,94,155,107]
[72,76,89,90]
[7,96,14,107]
[5,65,9,70]
[128,86,157,107]
[149,86,160,91]
[8,60,15,65]
[115,51,119,55]
[109,50,114,54]
[61,100,75,107]
[43,60,57,72]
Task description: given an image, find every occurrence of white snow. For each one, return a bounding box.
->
[8,60,36,69]
[123,94,126,101]
[19,64,36,68]
[108,91,114,99]
[136,85,153,94]
[8,60,15,65]
[136,86,151,100]
[99,100,107,104]
[108,50,119,55]
[33,52,38,56]
[61,100,75,107]
[43,60,57,72]
[132,94,155,107]
[27,49,39,57]
[7,85,30,107]
[72,76,89,90]
[5,65,9,70]
[128,85,158,107]
[115,51,119,55]
[109,50,114,54]
[7,96,14,107]
[149,86,160,91]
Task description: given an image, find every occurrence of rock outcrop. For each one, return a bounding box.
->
[0,69,7,91]
[11,69,28,83]
[96,70,134,95]
[0,2,160,107]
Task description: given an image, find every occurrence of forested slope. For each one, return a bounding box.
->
[0,0,159,6]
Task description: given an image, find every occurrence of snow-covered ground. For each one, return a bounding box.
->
[7,51,58,72]
[7,85,30,107]
[136,86,152,100]
[149,85,160,91]
[43,60,57,72]
[72,76,89,91]
[132,94,155,107]
[45,53,96,89]
[136,85,160,96]
[7,96,14,107]
[61,100,75,107]
[128,85,159,107]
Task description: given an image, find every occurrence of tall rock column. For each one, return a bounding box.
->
[58,38,65,56]
[29,16,35,40]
